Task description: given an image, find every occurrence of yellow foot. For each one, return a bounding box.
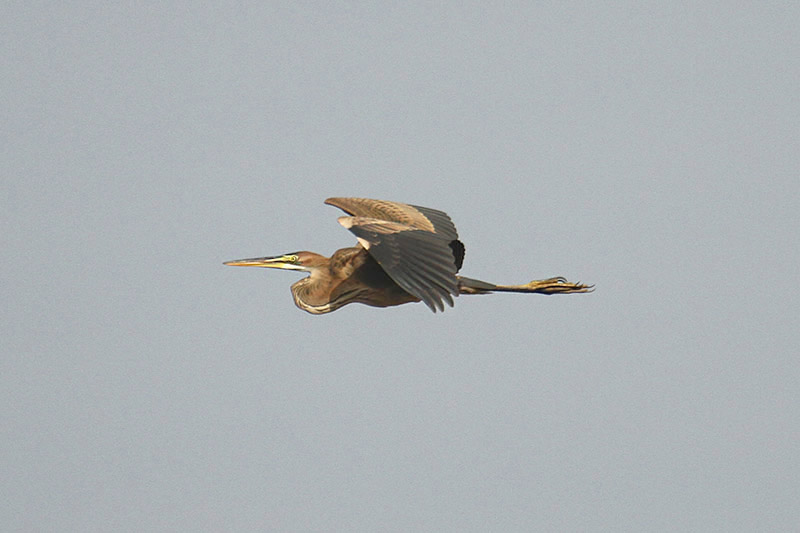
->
[523,277,594,294]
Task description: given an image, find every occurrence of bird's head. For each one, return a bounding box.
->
[224,251,327,272]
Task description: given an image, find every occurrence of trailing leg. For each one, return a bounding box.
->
[458,276,593,295]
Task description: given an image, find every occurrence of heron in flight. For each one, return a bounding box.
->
[225,197,592,314]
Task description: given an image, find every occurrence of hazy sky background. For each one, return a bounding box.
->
[3,2,798,531]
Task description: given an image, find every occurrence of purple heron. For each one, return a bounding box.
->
[225,197,592,314]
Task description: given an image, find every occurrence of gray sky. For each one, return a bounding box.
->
[3,2,799,531]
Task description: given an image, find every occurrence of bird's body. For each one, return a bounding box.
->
[286,248,418,314]
[225,197,592,314]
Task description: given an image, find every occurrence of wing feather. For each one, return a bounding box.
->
[335,211,459,312]
[408,204,459,240]
[326,197,459,238]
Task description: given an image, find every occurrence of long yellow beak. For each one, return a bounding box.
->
[224,255,287,268]
[224,255,305,271]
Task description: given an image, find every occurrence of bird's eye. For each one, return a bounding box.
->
[288,255,299,263]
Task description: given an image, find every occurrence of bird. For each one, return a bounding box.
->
[224,197,592,314]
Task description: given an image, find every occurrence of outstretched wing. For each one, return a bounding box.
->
[326,198,462,312]
[325,197,460,241]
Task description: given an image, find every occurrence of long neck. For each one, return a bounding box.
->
[289,248,383,314]
[290,267,339,315]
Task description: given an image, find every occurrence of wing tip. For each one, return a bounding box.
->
[336,216,354,229]
[324,197,342,206]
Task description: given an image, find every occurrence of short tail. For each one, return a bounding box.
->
[457,276,594,295]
